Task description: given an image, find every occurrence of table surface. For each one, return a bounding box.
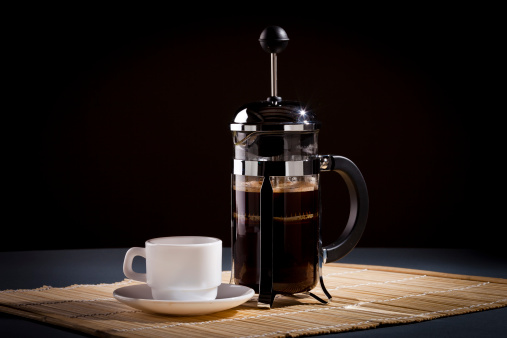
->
[1,248,506,338]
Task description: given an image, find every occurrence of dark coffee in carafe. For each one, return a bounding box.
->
[232,176,319,294]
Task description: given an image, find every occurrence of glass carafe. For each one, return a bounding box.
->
[230,26,369,308]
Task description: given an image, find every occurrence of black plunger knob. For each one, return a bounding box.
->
[259,26,289,54]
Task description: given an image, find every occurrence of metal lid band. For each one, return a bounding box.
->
[230,123,317,131]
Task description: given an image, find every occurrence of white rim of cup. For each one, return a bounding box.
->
[146,236,221,246]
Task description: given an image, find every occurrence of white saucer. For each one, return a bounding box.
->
[113,283,255,316]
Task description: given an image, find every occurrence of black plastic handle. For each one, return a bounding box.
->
[321,155,369,263]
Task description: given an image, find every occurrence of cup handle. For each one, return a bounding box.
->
[123,247,147,282]
[320,155,369,263]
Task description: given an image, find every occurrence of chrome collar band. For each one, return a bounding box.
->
[233,159,320,176]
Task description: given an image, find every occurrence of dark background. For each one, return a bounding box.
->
[5,7,503,254]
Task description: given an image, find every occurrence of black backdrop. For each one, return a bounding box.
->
[5,7,503,254]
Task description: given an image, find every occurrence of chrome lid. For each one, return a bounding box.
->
[230,100,320,131]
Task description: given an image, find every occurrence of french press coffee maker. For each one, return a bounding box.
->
[230,26,369,308]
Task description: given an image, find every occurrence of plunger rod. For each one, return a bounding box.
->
[271,53,277,97]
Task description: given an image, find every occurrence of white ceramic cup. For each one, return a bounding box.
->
[123,236,222,301]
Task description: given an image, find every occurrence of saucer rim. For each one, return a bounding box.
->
[113,283,255,304]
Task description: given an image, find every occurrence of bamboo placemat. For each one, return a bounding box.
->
[1,263,506,337]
